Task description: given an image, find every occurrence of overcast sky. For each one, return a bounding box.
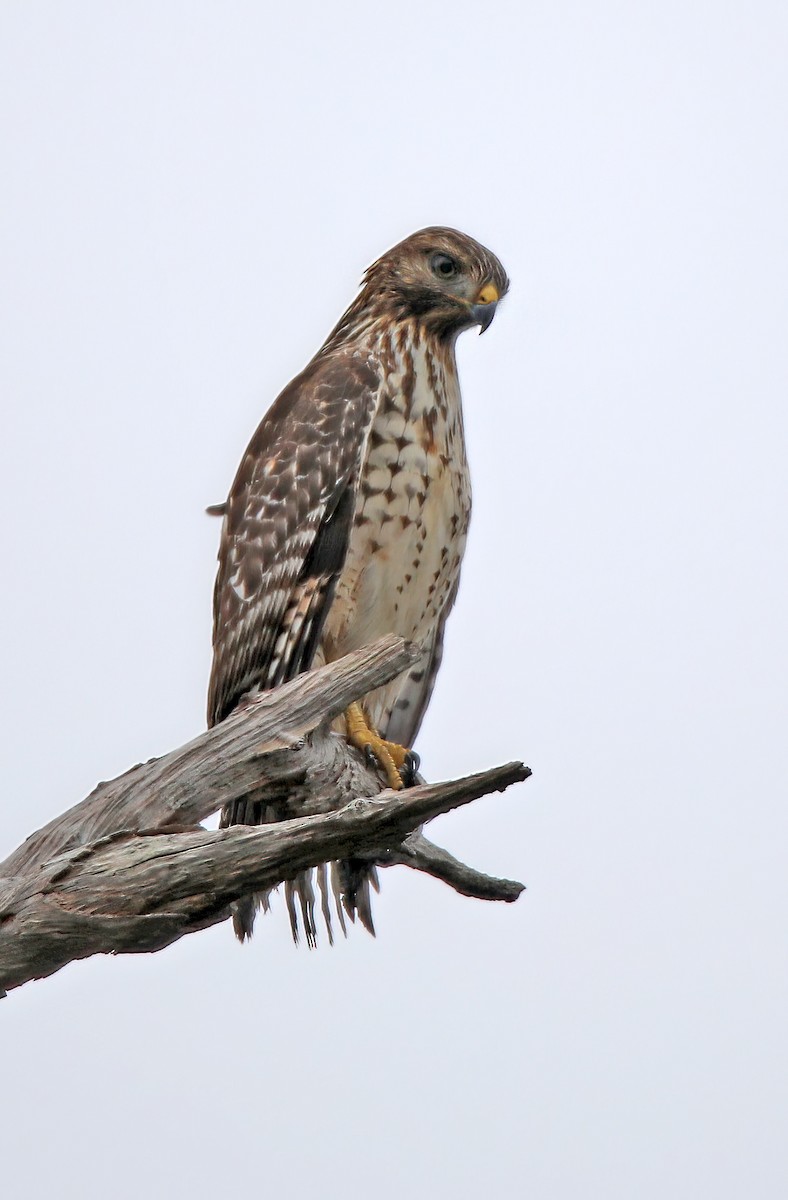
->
[1,3,787,1197]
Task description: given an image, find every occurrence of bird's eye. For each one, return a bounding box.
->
[431,253,459,280]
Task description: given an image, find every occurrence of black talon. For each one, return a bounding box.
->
[401,750,421,787]
[364,744,379,770]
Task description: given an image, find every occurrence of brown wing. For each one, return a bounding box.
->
[207,351,379,727]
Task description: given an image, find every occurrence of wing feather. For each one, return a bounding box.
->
[208,351,379,726]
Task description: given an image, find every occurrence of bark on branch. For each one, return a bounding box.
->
[0,636,530,996]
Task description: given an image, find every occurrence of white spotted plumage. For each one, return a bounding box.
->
[208,226,508,942]
[315,322,470,741]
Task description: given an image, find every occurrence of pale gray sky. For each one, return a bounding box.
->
[1,3,787,1197]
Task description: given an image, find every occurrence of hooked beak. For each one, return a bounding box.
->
[470,282,499,333]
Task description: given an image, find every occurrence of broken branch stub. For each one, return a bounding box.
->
[0,638,530,996]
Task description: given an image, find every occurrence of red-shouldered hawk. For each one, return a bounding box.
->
[208,227,508,943]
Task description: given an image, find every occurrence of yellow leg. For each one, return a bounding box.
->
[345,702,413,791]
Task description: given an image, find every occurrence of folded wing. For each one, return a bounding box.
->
[208,351,379,727]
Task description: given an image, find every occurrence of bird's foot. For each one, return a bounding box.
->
[345,702,416,791]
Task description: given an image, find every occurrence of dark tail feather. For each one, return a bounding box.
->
[285,871,319,948]
[232,894,257,941]
[337,858,380,936]
[318,864,337,946]
[222,795,378,945]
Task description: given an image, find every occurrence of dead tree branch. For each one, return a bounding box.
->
[0,636,530,996]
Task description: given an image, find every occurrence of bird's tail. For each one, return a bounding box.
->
[220,795,379,946]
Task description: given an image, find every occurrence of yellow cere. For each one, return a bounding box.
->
[475,283,499,305]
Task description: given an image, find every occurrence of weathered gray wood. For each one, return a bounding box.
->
[376,830,527,902]
[0,762,528,993]
[2,635,420,878]
[0,637,530,997]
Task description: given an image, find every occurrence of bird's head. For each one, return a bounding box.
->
[362,227,509,339]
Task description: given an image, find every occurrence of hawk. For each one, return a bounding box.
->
[208,227,509,942]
